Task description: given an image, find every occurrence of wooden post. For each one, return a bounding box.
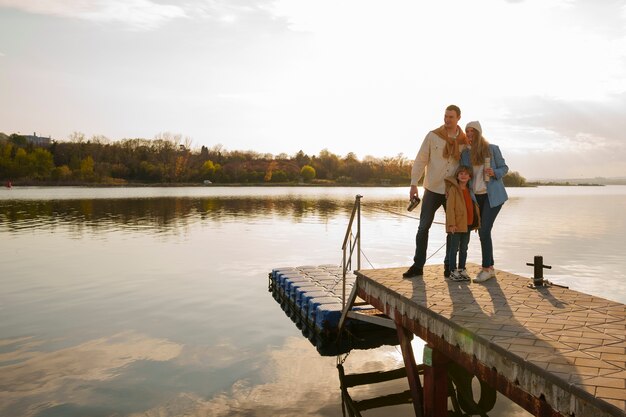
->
[395,317,424,417]
[422,345,449,417]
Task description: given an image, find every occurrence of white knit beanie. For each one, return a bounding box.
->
[466,121,482,134]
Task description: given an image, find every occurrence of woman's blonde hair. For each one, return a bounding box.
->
[468,128,491,166]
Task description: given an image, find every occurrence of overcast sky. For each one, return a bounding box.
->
[1,0,626,179]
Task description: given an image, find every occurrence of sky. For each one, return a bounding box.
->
[1,0,626,179]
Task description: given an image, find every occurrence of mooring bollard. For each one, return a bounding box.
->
[526,255,552,288]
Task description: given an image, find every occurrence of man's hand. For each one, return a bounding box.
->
[448,225,457,233]
[410,184,418,200]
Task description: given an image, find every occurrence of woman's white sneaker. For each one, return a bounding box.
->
[474,269,495,283]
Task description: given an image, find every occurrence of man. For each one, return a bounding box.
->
[403,105,467,278]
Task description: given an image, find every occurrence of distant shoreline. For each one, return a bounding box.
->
[526,182,605,187]
[4,180,618,188]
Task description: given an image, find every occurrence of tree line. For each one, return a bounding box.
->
[0,132,527,186]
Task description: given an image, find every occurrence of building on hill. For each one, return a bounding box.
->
[24,132,51,147]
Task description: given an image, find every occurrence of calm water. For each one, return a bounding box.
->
[1,185,625,417]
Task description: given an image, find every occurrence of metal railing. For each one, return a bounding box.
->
[341,195,362,307]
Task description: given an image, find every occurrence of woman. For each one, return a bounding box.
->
[461,121,508,283]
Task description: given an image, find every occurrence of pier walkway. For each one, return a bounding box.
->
[345,263,626,417]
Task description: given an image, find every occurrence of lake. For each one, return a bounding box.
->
[1,185,625,417]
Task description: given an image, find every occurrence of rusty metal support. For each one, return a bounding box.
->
[422,345,449,417]
[394,311,424,417]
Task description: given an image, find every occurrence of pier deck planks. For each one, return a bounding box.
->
[355,263,626,417]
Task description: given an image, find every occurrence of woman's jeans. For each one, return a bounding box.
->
[447,231,470,270]
[475,193,503,268]
[413,189,449,267]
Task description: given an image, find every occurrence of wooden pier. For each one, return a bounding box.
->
[342,263,626,417]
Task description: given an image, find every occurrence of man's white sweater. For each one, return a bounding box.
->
[410,131,464,194]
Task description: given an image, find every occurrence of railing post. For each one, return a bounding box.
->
[342,245,347,308]
[356,195,361,270]
[341,194,363,309]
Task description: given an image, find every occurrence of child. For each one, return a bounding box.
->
[445,165,480,281]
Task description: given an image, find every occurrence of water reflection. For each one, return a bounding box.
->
[0,329,531,417]
[0,332,182,417]
[0,197,374,233]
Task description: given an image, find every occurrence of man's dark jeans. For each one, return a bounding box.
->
[413,188,448,268]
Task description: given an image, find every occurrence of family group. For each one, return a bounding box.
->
[403,105,509,283]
